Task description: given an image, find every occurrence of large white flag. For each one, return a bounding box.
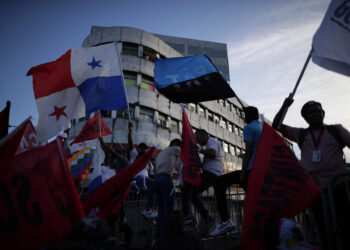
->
[312,0,350,77]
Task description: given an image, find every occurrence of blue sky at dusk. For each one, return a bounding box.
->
[1,0,349,157]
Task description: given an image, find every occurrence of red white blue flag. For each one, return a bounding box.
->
[27,43,128,142]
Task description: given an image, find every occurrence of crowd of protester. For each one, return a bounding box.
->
[1,97,350,250]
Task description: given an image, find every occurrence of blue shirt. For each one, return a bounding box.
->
[243,120,262,170]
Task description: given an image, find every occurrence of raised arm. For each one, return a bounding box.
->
[128,121,135,150]
[272,94,294,132]
[99,137,122,160]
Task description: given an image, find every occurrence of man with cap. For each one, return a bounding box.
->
[273,96,350,249]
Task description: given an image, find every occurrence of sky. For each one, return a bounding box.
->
[1,0,349,157]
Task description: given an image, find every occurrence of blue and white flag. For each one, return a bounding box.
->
[27,43,128,141]
[154,54,235,103]
[312,0,350,77]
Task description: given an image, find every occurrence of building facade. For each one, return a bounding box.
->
[68,26,246,173]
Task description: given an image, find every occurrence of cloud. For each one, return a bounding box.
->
[226,0,350,159]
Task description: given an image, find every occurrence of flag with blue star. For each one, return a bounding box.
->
[87,57,102,70]
[27,43,128,142]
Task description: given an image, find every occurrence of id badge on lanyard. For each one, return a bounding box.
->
[312,150,321,162]
[310,127,324,162]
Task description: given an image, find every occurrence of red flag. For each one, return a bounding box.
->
[180,107,201,186]
[84,146,156,218]
[0,101,11,140]
[70,112,112,145]
[241,122,320,250]
[0,139,85,250]
[0,117,39,160]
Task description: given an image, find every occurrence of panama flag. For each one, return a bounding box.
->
[27,43,128,142]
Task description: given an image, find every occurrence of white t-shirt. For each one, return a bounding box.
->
[202,137,223,176]
[129,148,153,178]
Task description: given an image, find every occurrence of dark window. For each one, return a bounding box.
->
[122,42,138,56]
[101,110,111,118]
[143,46,157,62]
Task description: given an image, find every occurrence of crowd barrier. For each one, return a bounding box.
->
[121,171,350,249]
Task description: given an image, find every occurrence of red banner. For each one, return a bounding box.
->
[241,122,320,250]
[70,112,112,145]
[0,139,85,250]
[180,107,201,186]
[84,146,156,218]
[0,118,38,160]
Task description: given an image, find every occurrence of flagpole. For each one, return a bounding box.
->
[277,49,313,129]
[114,42,132,123]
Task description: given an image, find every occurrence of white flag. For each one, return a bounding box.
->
[312,0,350,77]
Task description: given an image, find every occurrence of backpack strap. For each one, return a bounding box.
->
[298,125,345,149]
[298,128,308,149]
[325,125,345,148]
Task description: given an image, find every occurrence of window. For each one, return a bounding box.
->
[228,122,233,132]
[239,128,243,136]
[122,42,138,56]
[208,111,213,122]
[189,103,196,113]
[237,108,243,118]
[117,109,134,119]
[141,74,154,91]
[101,110,111,118]
[158,113,167,127]
[223,142,228,153]
[236,147,241,156]
[140,107,153,122]
[234,126,239,135]
[229,145,235,155]
[198,106,205,118]
[231,104,236,115]
[220,119,227,129]
[143,46,157,62]
[124,71,137,86]
[213,115,219,124]
[170,119,178,132]
[219,99,225,107]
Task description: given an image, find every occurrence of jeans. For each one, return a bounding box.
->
[192,170,242,222]
[180,182,194,217]
[133,176,156,210]
[154,175,174,240]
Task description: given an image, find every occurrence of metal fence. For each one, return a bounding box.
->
[122,172,350,250]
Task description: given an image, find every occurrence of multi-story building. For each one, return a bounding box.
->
[69,26,246,173]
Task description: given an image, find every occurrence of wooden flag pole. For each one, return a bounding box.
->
[276,49,313,129]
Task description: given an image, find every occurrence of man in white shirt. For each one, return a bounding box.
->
[194,129,234,236]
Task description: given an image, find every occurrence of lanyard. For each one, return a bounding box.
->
[309,127,324,149]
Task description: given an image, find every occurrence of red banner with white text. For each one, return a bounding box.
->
[241,122,320,250]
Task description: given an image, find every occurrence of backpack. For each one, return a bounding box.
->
[298,125,345,149]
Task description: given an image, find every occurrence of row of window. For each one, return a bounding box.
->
[122,42,166,62]
[155,110,245,158]
[186,103,244,135]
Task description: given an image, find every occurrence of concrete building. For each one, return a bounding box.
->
[68,26,246,173]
